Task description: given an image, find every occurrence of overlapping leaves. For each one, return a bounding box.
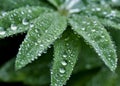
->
[15,12,67,70]
[51,30,81,86]
[0,0,120,86]
[69,15,117,71]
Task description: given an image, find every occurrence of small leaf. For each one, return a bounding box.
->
[69,15,117,71]
[0,6,51,38]
[99,18,120,30]
[51,30,81,86]
[15,12,67,70]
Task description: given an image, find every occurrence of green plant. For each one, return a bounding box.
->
[0,0,120,86]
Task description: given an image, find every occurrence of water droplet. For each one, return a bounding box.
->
[101,35,105,38]
[81,28,85,30]
[1,11,7,16]
[87,23,90,25]
[103,11,107,15]
[31,58,34,61]
[91,8,95,11]
[61,60,67,66]
[64,37,69,41]
[40,44,44,47]
[11,24,17,31]
[45,30,48,33]
[0,31,6,35]
[51,71,53,74]
[112,0,118,3]
[63,54,67,58]
[91,29,96,32]
[59,68,65,73]
[28,9,32,13]
[82,21,86,24]
[0,27,6,35]
[30,23,34,28]
[21,11,24,15]
[96,8,101,11]
[22,18,29,25]
[35,43,38,46]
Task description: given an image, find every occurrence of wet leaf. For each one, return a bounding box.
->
[99,18,120,30]
[0,0,47,11]
[51,30,81,86]
[15,12,67,70]
[69,15,117,71]
[0,6,51,38]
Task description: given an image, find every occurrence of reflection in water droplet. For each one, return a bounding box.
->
[0,31,6,35]
[30,23,34,28]
[0,27,6,35]
[59,68,65,73]
[11,24,17,31]
[61,60,67,66]
[63,54,67,58]
[81,28,85,30]
[22,18,29,25]
[1,11,7,16]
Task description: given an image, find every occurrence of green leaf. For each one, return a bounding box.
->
[83,5,120,23]
[99,18,120,30]
[69,15,117,71]
[0,6,51,38]
[15,12,67,70]
[48,0,64,8]
[51,30,81,86]
[0,0,47,11]
[73,39,102,73]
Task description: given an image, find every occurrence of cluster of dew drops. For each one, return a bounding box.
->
[0,11,31,36]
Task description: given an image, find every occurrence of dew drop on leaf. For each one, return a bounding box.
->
[0,27,6,35]
[63,54,67,58]
[61,60,67,66]
[91,29,96,32]
[112,0,118,3]
[30,23,34,28]
[81,27,85,31]
[96,8,101,11]
[11,24,17,31]
[59,68,65,74]
[0,31,6,35]
[22,18,29,25]
[1,11,7,16]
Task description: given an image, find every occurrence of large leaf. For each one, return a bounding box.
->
[51,30,81,86]
[0,6,51,38]
[15,12,67,70]
[69,15,117,71]
[0,0,48,11]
